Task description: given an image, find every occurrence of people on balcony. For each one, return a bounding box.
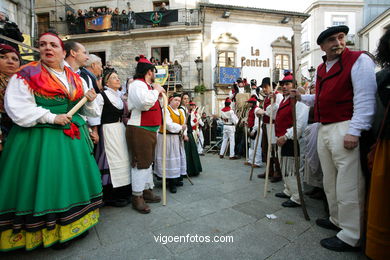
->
[66,10,77,35]
[112,8,120,31]
[120,10,129,31]
[76,9,85,34]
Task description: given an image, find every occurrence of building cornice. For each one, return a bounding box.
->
[199,2,310,20]
[304,1,365,13]
[358,8,390,36]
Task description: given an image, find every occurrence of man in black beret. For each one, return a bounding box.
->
[290,25,377,252]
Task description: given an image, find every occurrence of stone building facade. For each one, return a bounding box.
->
[34,0,309,114]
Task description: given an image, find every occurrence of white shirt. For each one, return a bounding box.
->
[229,86,245,100]
[300,53,377,136]
[127,79,160,126]
[221,109,238,125]
[4,69,100,127]
[88,87,123,126]
[265,92,284,120]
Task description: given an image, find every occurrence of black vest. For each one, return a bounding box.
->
[101,91,124,124]
[79,68,100,93]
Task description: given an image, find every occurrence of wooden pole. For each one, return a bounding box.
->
[291,35,310,221]
[245,125,248,162]
[264,69,275,197]
[249,116,262,180]
[162,93,168,206]
[66,97,88,117]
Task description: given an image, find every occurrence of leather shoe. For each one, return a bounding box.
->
[316,218,341,231]
[320,236,361,252]
[252,164,262,168]
[282,200,301,208]
[257,173,265,179]
[229,156,239,160]
[142,189,161,203]
[244,162,252,166]
[219,155,224,159]
[270,176,282,183]
[275,192,290,199]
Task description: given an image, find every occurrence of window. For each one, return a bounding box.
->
[218,51,235,67]
[153,1,169,11]
[332,15,347,26]
[151,47,169,64]
[275,54,289,70]
[37,13,50,36]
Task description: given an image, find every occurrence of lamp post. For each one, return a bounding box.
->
[194,56,203,86]
[308,66,316,82]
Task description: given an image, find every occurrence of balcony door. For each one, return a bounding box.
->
[151,47,169,64]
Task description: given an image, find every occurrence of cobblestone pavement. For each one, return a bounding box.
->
[1,154,368,260]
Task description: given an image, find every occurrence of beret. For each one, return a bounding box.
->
[317,25,349,45]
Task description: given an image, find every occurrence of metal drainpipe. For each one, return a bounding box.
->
[31,0,35,45]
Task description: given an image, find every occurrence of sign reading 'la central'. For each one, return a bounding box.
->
[241,47,270,67]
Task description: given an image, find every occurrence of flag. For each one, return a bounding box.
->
[85,15,112,31]
[154,66,169,86]
[135,10,178,25]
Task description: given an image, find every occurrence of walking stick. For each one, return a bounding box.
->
[67,97,88,117]
[291,35,310,220]
[162,93,168,206]
[264,72,275,197]
[245,125,248,161]
[249,116,262,180]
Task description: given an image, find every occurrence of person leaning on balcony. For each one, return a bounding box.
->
[120,10,129,31]
[111,8,120,31]
[290,25,377,252]
[76,9,85,34]
[128,7,135,29]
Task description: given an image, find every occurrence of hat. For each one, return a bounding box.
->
[260,77,277,88]
[236,77,243,83]
[0,43,20,59]
[246,97,257,103]
[225,97,232,103]
[189,101,196,106]
[317,25,349,45]
[250,79,257,86]
[135,54,156,75]
[279,71,294,84]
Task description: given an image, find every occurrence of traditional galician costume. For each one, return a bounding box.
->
[181,101,202,176]
[126,55,162,214]
[271,73,309,208]
[154,93,187,193]
[219,98,238,159]
[0,35,103,251]
[245,97,262,167]
[300,25,377,251]
[258,77,283,181]
[90,72,131,207]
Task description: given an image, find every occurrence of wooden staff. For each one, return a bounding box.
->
[249,115,262,180]
[264,70,275,197]
[291,35,310,221]
[162,93,168,206]
[245,124,248,161]
[66,97,88,117]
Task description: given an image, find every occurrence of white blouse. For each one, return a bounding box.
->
[4,69,100,128]
[164,105,187,136]
[88,87,123,126]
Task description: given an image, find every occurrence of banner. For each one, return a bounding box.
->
[155,66,169,86]
[135,10,178,25]
[19,34,34,61]
[85,15,112,31]
[219,67,241,84]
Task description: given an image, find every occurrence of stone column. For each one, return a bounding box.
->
[292,21,303,86]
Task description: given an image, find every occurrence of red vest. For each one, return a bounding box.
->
[138,79,162,126]
[275,98,293,137]
[314,48,364,123]
[247,106,257,128]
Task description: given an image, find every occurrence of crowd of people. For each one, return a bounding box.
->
[66,7,136,34]
[215,26,388,257]
[0,25,388,259]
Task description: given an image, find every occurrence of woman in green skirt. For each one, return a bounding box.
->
[179,93,202,177]
[0,32,103,251]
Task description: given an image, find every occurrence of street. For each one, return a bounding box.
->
[1,154,367,260]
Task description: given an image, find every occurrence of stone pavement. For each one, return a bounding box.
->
[2,154,368,260]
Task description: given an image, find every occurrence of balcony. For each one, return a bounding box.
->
[301,41,310,53]
[39,8,200,36]
[346,34,355,45]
